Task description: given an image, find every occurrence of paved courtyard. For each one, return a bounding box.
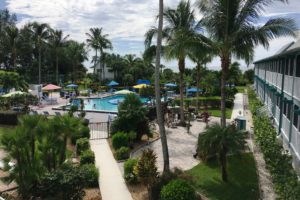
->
[132,117,223,172]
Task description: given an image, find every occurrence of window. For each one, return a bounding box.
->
[293,105,299,127]
[296,57,300,78]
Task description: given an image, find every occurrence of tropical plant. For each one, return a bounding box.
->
[76,137,90,155]
[154,0,170,174]
[197,0,296,127]
[188,49,213,110]
[111,94,150,139]
[160,179,196,200]
[197,123,246,182]
[124,158,138,184]
[136,149,159,200]
[115,146,130,160]
[112,131,129,150]
[145,0,208,125]
[80,149,95,165]
[65,40,88,81]
[0,70,28,92]
[49,29,69,84]
[86,27,112,81]
[29,22,50,84]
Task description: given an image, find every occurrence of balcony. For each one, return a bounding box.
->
[293,77,300,101]
[281,115,290,141]
[284,75,293,95]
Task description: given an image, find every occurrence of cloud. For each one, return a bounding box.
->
[3,0,300,72]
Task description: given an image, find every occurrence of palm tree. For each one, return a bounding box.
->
[49,30,69,84]
[3,26,20,68]
[66,41,88,82]
[155,0,170,174]
[197,0,296,127]
[189,50,213,110]
[30,22,50,84]
[145,0,207,125]
[197,123,246,182]
[86,28,112,82]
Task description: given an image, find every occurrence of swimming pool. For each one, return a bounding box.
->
[72,95,149,113]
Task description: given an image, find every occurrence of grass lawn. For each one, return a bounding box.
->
[187,153,259,200]
[236,86,247,94]
[208,108,232,119]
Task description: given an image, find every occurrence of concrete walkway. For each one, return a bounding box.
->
[231,93,244,120]
[90,140,133,200]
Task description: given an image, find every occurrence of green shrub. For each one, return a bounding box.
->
[124,158,138,184]
[112,132,129,150]
[248,87,300,199]
[80,149,95,165]
[80,164,99,188]
[111,94,150,139]
[160,179,196,200]
[71,126,90,145]
[76,138,90,155]
[36,163,85,199]
[115,147,130,160]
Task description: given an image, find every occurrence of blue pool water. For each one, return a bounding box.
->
[72,95,149,113]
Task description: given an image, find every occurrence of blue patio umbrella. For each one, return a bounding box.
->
[136,79,150,85]
[187,88,203,93]
[107,80,119,87]
[165,83,177,87]
[66,84,78,88]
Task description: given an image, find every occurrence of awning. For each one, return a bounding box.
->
[42,84,62,91]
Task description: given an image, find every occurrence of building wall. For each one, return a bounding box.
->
[95,63,114,81]
[254,54,300,173]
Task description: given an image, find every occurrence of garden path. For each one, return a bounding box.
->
[90,139,133,200]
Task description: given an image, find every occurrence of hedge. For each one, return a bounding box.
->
[174,97,233,109]
[248,88,300,199]
[0,111,19,125]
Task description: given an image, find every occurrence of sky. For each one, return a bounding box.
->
[1,0,300,72]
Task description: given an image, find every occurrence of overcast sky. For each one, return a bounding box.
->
[1,0,300,72]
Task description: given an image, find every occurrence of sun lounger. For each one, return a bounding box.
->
[43,111,50,116]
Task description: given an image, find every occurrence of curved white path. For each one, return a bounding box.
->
[90,139,133,200]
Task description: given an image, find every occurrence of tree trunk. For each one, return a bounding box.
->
[219,150,228,182]
[178,59,185,125]
[94,49,97,75]
[38,43,41,84]
[56,52,59,84]
[220,56,230,127]
[196,63,200,111]
[155,0,169,174]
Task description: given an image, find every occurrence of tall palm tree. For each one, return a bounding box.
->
[30,22,50,84]
[86,28,112,82]
[3,26,20,68]
[197,123,246,182]
[66,41,88,82]
[49,30,69,84]
[155,0,170,174]
[197,0,296,127]
[189,50,213,110]
[145,0,208,125]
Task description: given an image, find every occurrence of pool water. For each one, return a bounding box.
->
[72,95,149,113]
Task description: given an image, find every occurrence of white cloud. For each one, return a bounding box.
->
[4,0,299,72]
